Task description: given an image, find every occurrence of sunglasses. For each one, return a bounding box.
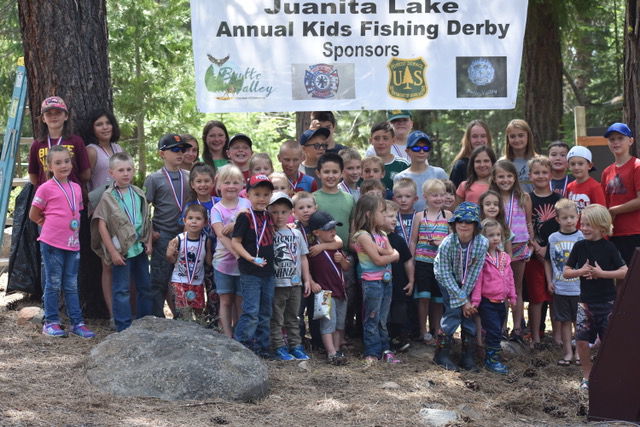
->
[458,220,475,224]
[164,146,186,153]
[409,145,430,152]
[305,143,328,150]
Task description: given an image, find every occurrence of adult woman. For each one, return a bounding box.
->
[83,109,123,192]
[449,120,493,188]
[202,120,230,173]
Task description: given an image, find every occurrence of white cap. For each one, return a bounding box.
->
[567,146,592,163]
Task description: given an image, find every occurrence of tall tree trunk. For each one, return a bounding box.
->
[624,0,640,157]
[523,0,563,151]
[296,112,312,138]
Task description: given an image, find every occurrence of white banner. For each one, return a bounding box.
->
[190,0,528,113]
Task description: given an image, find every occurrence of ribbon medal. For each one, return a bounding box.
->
[53,177,78,231]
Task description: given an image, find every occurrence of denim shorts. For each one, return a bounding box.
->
[319,297,347,335]
[214,269,241,295]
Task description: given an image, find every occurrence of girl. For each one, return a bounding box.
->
[227,134,254,181]
[351,195,400,364]
[269,172,290,195]
[455,146,496,206]
[470,219,516,374]
[202,120,230,173]
[490,160,533,343]
[239,153,274,197]
[409,179,452,345]
[502,119,537,193]
[450,120,493,188]
[442,179,456,210]
[211,165,252,337]
[179,134,200,171]
[83,109,123,192]
[29,145,95,338]
[479,190,513,255]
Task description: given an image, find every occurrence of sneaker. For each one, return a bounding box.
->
[274,346,295,361]
[335,350,348,364]
[579,378,589,390]
[328,353,347,366]
[42,323,67,337]
[70,323,96,338]
[423,333,435,345]
[382,350,401,363]
[289,345,310,361]
[509,330,525,345]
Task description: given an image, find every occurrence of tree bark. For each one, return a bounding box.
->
[523,0,563,151]
[296,112,312,138]
[624,0,640,157]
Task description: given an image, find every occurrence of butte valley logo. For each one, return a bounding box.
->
[304,64,339,99]
[387,58,427,101]
[204,54,273,100]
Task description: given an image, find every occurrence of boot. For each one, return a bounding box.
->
[485,346,509,374]
[460,331,479,372]
[433,334,459,371]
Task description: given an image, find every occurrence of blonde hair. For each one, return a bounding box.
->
[360,179,385,195]
[422,178,445,195]
[292,191,315,207]
[504,119,537,160]
[339,147,362,163]
[362,155,384,170]
[393,178,417,195]
[385,199,400,213]
[215,163,244,185]
[279,139,302,155]
[528,155,551,172]
[581,204,613,236]
[269,171,288,187]
[555,198,578,214]
[481,218,505,242]
[249,153,273,173]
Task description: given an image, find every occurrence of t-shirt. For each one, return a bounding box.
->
[286,171,318,193]
[32,178,83,251]
[170,233,208,285]
[388,232,412,288]
[308,248,346,298]
[394,211,416,244]
[338,181,360,202]
[601,157,640,236]
[550,175,574,197]
[87,143,123,192]
[326,142,348,155]
[273,227,308,287]
[566,238,625,303]
[382,157,410,193]
[313,190,354,250]
[456,180,490,204]
[232,209,275,277]
[512,157,533,193]
[567,177,606,215]
[211,198,252,275]
[28,135,90,187]
[529,191,561,246]
[449,158,469,189]
[112,186,145,258]
[299,163,321,189]
[352,230,390,281]
[144,168,190,235]
[182,197,220,238]
[366,143,410,162]
[393,165,448,212]
[546,230,584,296]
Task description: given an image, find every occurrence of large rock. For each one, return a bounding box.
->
[86,317,269,402]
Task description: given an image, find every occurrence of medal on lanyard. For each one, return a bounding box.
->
[97,143,116,158]
[549,176,568,196]
[183,233,203,284]
[397,211,415,243]
[163,167,184,211]
[339,181,354,196]
[323,250,344,284]
[250,209,268,264]
[506,192,515,227]
[47,135,62,149]
[299,223,309,246]
[53,177,79,230]
[115,186,137,232]
[459,240,474,287]
[288,172,301,191]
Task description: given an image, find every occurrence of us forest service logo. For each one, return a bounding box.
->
[387,58,427,101]
[304,64,339,99]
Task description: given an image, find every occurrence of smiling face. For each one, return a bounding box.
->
[343,159,362,185]
[469,124,489,149]
[370,129,394,156]
[227,140,252,167]
[93,115,113,144]
[607,132,634,159]
[184,210,206,235]
[182,139,199,167]
[444,191,455,209]
[580,218,603,241]
[473,151,493,179]
[481,194,501,220]
[48,150,72,180]
[529,162,551,190]
[109,159,135,188]
[206,126,227,156]
[507,127,528,155]
[548,146,568,173]
[278,147,303,178]
[393,187,418,213]
[293,197,317,224]
[268,202,292,229]
[247,185,272,211]
[318,160,342,190]
[568,156,591,182]
[191,172,214,199]
[493,167,515,193]
[218,174,244,200]
[425,189,445,210]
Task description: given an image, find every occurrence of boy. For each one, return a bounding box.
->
[231,174,276,358]
[268,192,312,361]
[360,179,386,199]
[369,122,410,194]
[545,199,584,365]
[392,178,419,244]
[548,141,574,197]
[227,133,254,181]
[144,133,190,317]
[361,156,392,199]
[564,204,627,390]
[91,152,153,332]
[393,130,448,212]
[338,147,362,201]
[277,139,317,193]
[299,127,330,189]
[566,146,606,215]
[601,122,640,266]
[308,211,352,364]
[366,110,413,162]
[310,111,347,154]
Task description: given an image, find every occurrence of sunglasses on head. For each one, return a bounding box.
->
[410,145,430,152]
[164,146,186,153]
[306,143,328,150]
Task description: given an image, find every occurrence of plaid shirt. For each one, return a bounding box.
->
[434,233,488,308]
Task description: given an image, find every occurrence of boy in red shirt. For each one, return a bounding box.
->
[566,146,605,218]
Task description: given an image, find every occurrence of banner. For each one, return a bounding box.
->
[190,0,529,113]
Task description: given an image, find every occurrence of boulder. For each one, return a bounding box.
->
[86,316,269,402]
[17,306,44,325]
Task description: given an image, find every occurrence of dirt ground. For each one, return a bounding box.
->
[0,275,596,426]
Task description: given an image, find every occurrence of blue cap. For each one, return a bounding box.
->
[604,123,632,138]
[300,127,330,146]
[406,130,432,149]
[448,202,481,225]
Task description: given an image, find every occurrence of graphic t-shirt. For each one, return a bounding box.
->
[512,157,533,193]
[546,230,584,296]
[170,233,208,285]
[232,209,275,277]
[529,191,561,246]
[394,211,416,244]
[273,227,308,287]
[211,198,252,275]
[32,178,83,251]
[601,157,640,236]
[28,135,90,187]
[567,177,606,215]
[550,175,575,197]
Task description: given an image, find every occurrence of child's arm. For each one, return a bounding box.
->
[98,218,126,266]
[504,238,513,257]
[29,205,44,226]
[403,257,414,296]
[145,229,153,255]
[608,191,640,218]
[523,193,535,245]
[544,259,554,293]
[213,222,238,258]
[470,264,484,307]
[231,236,266,267]
[166,237,179,264]
[333,250,352,271]
[563,260,591,279]
[504,255,517,309]
[205,237,213,266]
[301,254,311,297]
[308,235,342,257]
[591,261,628,280]
[355,232,399,266]
[409,210,423,256]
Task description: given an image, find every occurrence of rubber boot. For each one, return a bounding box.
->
[433,334,459,371]
[485,346,509,374]
[460,331,479,372]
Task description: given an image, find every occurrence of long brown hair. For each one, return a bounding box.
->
[503,119,536,160]
[351,194,385,240]
[452,120,493,163]
[478,190,511,241]
[490,159,526,207]
[463,146,496,197]
[201,120,230,173]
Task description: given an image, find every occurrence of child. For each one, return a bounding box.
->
[338,147,362,201]
[84,109,123,192]
[479,190,513,255]
[545,198,583,365]
[360,179,386,199]
[548,141,574,197]
[564,204,627,390]
[455,146,496,205]
[91,152,153,332]
[166,204,212,321]
[239,153,275,197]
[179,134,200,171]
[227,134,254,181]
[502,119,537,193]
[308,210,352,364]
[231,174,276,357]
[410,179,452,344]
[269,172,290,195]
[369,121,410,194]
[299,127,330,189]
[393,130,448,211]
[202,120,230,173]
[566,146,606,217]
[277,139,317,194]
[366,110,413,162]
[392,178,418,244]
[433,202,488,371]
[601,123,640,266]
[361,156,391,198]
[310,111,347,154]
[490,159,533,343]
[471,219,516,374]
[268,192,312,361]
[29,145,95,338]
[144,133,190,317]
[352,195,401,363]
[211,165,252,337]
[449,120,493,188]
[442,179,457,210]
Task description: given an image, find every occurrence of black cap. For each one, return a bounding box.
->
[158,133,187,150]
[300,127,330,146]
[309,210,343,232]
[228,133,253,148]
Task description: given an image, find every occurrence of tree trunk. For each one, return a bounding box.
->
[296,112,312,138]
[624,0,640,157]
[523,0,563,151]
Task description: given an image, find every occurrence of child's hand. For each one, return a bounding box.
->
[251,257,267,267]
[403,281,414,296]
[145,242,153,256]
[590,261,605,279]
[309,119,320,129]
[333,251,344,264]
[390,249,400,262]
[167,238,179,257]
[221,222,235,236]
[462,302,477,318]
[152,230,160,242]
[110,250,126,266]
[579,259,593,278]
[509,301,517,311]
[303,282,311,297]
[547,282,555,294]
[308,244,323,257]
[311,281,322,294]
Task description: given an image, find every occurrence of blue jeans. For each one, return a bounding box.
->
[440,287,476,337]
[362,279,392,358]
[112,252,153,332]
[234,274,274,351]
[149,231,176,317]
[479,298,506,348]
[40,242,83,325]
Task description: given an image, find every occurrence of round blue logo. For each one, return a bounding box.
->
[185,290,196,301]
[468,58,495,86]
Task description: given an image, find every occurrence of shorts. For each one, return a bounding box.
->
[319,297,347,335]
[610,234,640,266]
[552,294,579,322]
[414,261,443,302]
[171,282,205,309]
[523,257,551,303]
[575,301,614,343]
[511,242,531,262]
[214,269,241,295]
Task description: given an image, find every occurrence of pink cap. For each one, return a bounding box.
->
[41,96,68,113]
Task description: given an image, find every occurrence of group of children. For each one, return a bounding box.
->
[28,99,637,389]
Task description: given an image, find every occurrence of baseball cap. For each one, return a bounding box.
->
[247,174,274,190]
[604,123,633,138]
[300,127,330,146]
[228,133,253,149]
[406,130,432,149]
[158,133,187,150]
[269,191,292,208]
[448,201,481,226]
[309,210,343,232]
[567,145,592,163]
[386,110,412,121]
[41,96,68,114]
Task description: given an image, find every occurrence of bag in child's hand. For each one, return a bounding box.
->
[313,290,332,320]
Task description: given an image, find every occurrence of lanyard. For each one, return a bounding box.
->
[250,209,268,256]
[323,250,344,283]
[53,177,76,215]
[97,143,114,158]
[162,167,184,211]
[287,172,302,191]
[183,233,204,285]
[339,181,354,196]
[459,239,474,287]
[397,211,415,243]
[423,210,441,242]
[115,186,137,226]
[299,223,308,246]
[47,135,62,149]
[506,192,515,227]
[549,176,568,196]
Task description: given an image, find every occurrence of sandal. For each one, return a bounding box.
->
[557,359,571,366]
[574,358,581,366]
